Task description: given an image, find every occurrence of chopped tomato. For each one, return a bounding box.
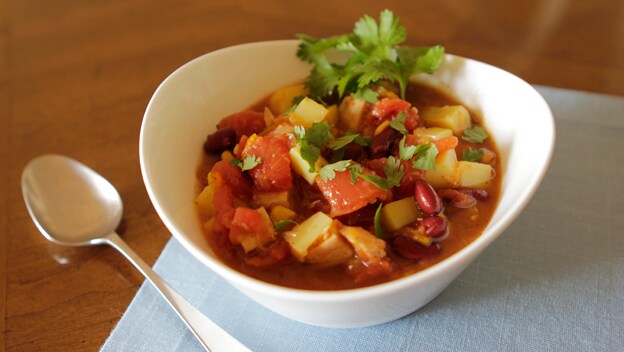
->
[316,167,390,217]
[404,107,419,131]
[217,110,266,139]
[211,160,252,199]
[212,184,235,234]
[245,239,292,268]
[371,98,411,119]
[432,136,458,157]
[242,135,293,192]
[371,98,419,132]
[229,207,275,251]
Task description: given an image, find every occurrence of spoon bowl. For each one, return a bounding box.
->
[21,154,250,352]
[22,154,122,246]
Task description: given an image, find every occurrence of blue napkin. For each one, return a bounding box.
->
[101,86,624,351]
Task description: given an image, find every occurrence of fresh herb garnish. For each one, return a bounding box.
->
[352,86,379,103]
[462,126,488,143]
[374,203,384,238]
[461,148,484,162]
[274,219,298,231]
[319,160,352,181]
[294,122,334,172]
[297,10,444,100]
[411,143,438,170]
[397,135,438,170]
[230,155,262,171]
[347,156,404,190]
[327,131,370,150]
[389,111,409,134]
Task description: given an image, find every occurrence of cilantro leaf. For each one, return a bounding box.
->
[297,10,445,100]
[412,143,438,170]
[319,160,352,181]
[352,86,379,103]
[374,203,384,238]
[462,148,484,162]
[384,156,404,186]
[306,121,334,146]
[347,157,403,190]
[274,219,298,231]
[230,155,262,171]
[389,111,409,134]
[398,135,416,160]
[395,45,444,98]
[327,131,370,150]
[462,126,488,143]
[294,123,334,172]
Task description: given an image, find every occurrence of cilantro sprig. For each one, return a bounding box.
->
[297,9,444,100]
[462,126,488,143]
[398,135,438,170]
[347,156,404,190]
[461,148,484,162]
[294,122,333,172]
[230,155,262,171]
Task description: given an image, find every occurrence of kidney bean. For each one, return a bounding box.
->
[203,127,237,153]
[414,179,442,215]
[392,235,440,262]
[369,127,400,159]
[420,216,448,238]
[438,188,477,208]
[457,188,489,201]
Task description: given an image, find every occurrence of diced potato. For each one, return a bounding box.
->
[289,145,328,184]
[268,84,307,115]
[283,212,334,261]
[425,149,460,188]
[338,96,367,131]
[325,104,339,126]
[421,105,471,135]
[306,233,354,266]
[414,127,453,141]
[270,205,296,222]
[291,97,329,127]
[457,161,494,187]
[195,182,217,216]
[339,226,387,264]
[380,197,423,231]
[252,191,290,209]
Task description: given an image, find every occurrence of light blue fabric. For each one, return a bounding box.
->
[101,86,624,351]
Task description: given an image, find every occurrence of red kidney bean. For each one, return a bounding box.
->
[414,179,442,214]
[457,188,489,201]
[369,127,400,158]
[420,216,448,238]
[203,127,237,153]
[392,235,440,262]
[438,188,478,208]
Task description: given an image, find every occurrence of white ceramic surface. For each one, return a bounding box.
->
[140,40,554,328]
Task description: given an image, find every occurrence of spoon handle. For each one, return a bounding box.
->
[103,233,251,352]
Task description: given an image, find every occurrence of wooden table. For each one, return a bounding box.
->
[2,0,623,350]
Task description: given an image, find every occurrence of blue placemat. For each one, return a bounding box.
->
[101,86,624,351]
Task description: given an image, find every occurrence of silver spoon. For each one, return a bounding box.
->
[21,154,250,352]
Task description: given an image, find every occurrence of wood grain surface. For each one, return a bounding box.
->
[2,0,623,351]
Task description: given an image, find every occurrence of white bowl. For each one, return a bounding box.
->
[140,40,554,328]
